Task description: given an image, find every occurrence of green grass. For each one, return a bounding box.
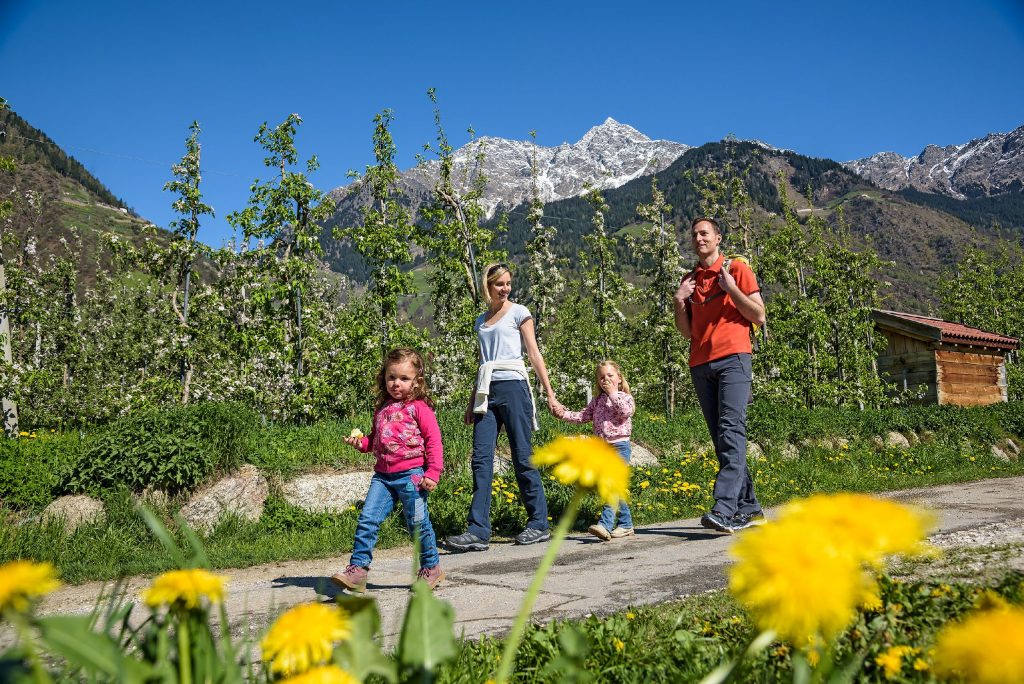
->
[3,403,1024,583]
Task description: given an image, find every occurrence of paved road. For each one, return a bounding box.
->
[35,476,1024,644]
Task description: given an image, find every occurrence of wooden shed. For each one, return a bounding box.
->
[872,309,1018,406]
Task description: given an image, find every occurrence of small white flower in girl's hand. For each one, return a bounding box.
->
[349,428,364,439]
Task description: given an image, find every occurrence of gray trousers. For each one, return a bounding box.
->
[690,353,761,518]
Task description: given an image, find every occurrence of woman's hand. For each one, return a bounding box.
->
[547,395,561,414]
[464,406,475,425]
[420,476,438,492]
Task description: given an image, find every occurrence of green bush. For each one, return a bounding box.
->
[64,402,259,495]
[0,432,84,509]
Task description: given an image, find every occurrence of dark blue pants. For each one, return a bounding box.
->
[690,353,761,518]
[467,380,549,540]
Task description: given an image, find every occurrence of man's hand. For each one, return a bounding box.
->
[675,274,696,302]
[420,476,438,492]
[464,407,474,425]
[718,268,739,296]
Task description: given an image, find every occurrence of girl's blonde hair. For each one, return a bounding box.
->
[481,262,512,306]
[594,359,631,396]
[375,347,434,412]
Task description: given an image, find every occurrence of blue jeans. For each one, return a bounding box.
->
[350,468,439,569]
[467,380,549,541]
[598,440,634,531]
[690,353,761,518]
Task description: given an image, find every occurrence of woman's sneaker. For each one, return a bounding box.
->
[587,524,612,541]
[330,564,369,592]
[416,565,445,590]
[610,526,635,538]
[514,528,551,545]
[445,532,489,552]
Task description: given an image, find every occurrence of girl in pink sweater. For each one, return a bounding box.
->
[553,360,636,541]
[331,348,445,592]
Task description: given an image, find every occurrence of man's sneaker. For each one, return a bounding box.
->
[610,526,635,538]
[445,532,489,552]
[514,527,551,545]
[416,565,445,590]
[700,511,737,534]
[587,524,612,541]
[732,511,767,530]
[330,564,369,592]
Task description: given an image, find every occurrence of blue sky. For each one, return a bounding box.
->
[2,0,1023,245]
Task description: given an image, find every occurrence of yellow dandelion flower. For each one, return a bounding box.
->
[612,637,625,652]
[142,568,226,610]
[875,645,914,679]
[626,611,636,620]
[0,560,60,613]
[913,658,929,672]
[262,603,352,676]
[531,436,629,506]
[778,493,933,565]
[729,519,873,648]
[278,664,360,684]
[933,606,1024,683]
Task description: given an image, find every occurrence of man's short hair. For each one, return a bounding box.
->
[690,217,721,234]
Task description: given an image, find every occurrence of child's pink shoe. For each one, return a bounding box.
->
[331,564,369,592]
[416,565,445,590]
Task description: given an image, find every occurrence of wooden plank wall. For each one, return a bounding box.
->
[935,347,1008,406]
[877,333,937,402]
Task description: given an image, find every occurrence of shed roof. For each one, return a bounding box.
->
[872,310,1019,350]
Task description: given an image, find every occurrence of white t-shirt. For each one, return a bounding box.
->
[475,303,533,381]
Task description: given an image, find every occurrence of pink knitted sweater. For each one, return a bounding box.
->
[355,399,444,482]
[559,391,635,442]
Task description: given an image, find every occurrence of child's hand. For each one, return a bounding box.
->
[420,476,438,492]
[344,436,362,448]
[599,377,617,394]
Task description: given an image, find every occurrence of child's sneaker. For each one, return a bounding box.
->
[330,564,368,593]
[610,526,635,538]
[587,524,612,541]
[415,565,445,590]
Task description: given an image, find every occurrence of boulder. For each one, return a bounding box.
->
[778,443,799,461]
[884,431,911,450]
[180,464,268,534]
[42,495,105,534]
[746,442,765,461]
[282,471,374,513]
[1000,437,1021,457]
[990,444,1011,462]
[631,442,659,468]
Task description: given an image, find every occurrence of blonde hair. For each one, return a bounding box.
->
[481,262,512,306]
[594,359,631,396]
[375,347,434,412]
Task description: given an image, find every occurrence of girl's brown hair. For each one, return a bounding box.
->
[375,347,434,412]
[594,359,631,396]
[481,262,512,306]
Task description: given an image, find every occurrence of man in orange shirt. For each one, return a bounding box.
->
[674,217,766,533]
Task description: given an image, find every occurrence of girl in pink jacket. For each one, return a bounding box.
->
[553,360,636,541]
[331,348,444,592]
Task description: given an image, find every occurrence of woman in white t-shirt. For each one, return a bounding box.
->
[445,263,560,552]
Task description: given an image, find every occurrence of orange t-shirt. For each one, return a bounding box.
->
[686,254,760,367]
